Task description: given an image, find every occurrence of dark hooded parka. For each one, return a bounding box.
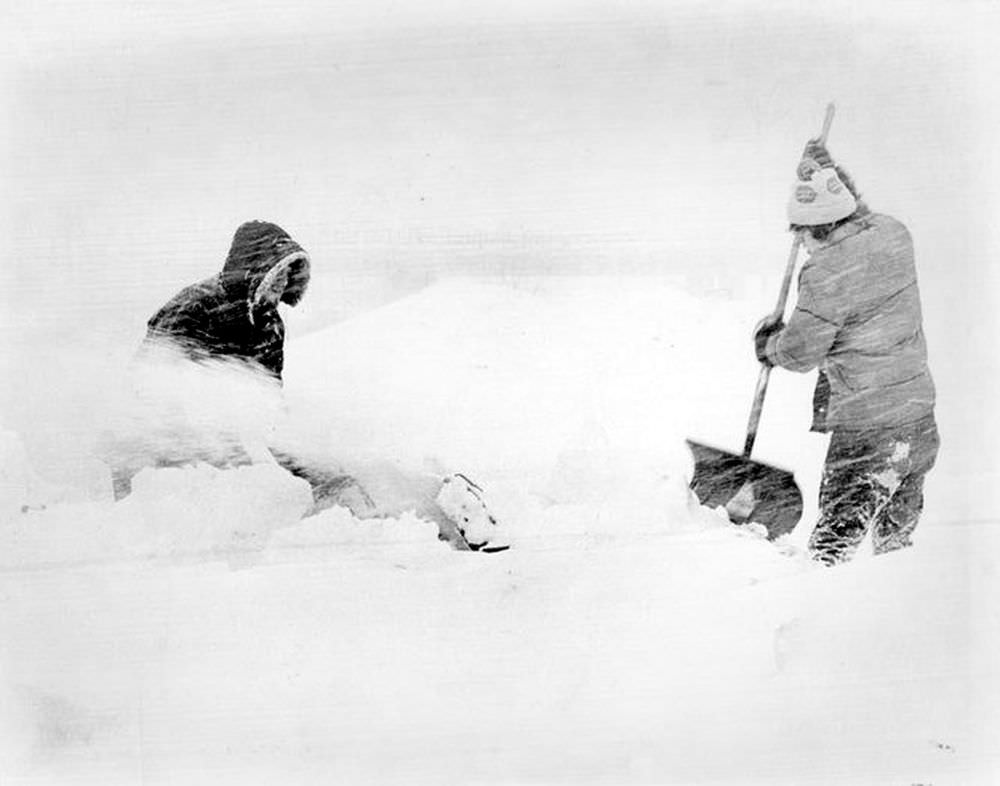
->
[144,221,310,380]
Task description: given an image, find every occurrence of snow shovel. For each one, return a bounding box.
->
[687,104,836,540]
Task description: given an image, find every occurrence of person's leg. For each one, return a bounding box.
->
[111,467,136,500]
[98,429,143,501]
[871,416,939,556]
[808,431,891,565]
[871,472,925,555]
[270,450,376,516]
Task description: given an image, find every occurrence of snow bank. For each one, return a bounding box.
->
[280,276,826,540]
[0,276,992,784]
[1,463,312,569]
[283,276,745,476]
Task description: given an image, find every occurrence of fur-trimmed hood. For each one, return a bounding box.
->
[221,221,310,310]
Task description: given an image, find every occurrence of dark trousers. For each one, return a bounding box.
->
[809,415,939,564]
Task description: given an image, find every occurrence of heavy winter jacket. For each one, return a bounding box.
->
[763,213,935,431]
[143,221,310,381]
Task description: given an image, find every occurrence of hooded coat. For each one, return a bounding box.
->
[144,221,310,380]
[763,213,935,431]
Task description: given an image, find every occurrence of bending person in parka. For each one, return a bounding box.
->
[117,220,508,552]
[753,144,938,565]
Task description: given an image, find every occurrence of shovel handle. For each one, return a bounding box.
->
[818,102,836,146]
[769,231,804,321]
[743,102,835,458]
[744,235,801,456]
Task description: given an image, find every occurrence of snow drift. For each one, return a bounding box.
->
[0,277,994,784]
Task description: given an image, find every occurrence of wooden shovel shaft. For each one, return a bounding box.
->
[743,234,801,456]
[743,102,835,459]
[817,102,836,148]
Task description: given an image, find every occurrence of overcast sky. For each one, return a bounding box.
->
[1,1,997,438]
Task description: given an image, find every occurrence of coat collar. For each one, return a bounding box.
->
[821,214,876,248]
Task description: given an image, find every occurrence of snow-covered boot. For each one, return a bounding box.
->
[435,474,510,553]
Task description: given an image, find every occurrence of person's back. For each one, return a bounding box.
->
[144,221,311,381]
[798,212,935,430]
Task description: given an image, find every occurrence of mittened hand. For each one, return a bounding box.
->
[752,316,784,365]
[798,139,835,180]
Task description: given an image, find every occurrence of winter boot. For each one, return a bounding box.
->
[434,474,510,553]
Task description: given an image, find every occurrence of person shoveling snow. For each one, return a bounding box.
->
[753,140,938,565]
[105,220,508,553]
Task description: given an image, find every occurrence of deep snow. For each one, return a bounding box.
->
[1,277,996,784]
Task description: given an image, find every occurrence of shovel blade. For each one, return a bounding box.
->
[686,439,803,540]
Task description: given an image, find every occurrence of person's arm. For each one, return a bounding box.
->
[144,297,212,352]
[764,260,845,373]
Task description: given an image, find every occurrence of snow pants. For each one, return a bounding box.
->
[808,415,939,565]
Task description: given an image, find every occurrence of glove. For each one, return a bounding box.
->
[752,315,784,366]
[797,139,835,181]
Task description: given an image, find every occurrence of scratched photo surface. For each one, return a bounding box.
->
[1,2,996,784]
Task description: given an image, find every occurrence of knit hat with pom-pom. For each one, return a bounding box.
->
[786,167,858,226]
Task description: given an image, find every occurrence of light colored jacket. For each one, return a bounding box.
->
[764,213,935,431]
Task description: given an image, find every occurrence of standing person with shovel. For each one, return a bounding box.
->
[753,140,938,565]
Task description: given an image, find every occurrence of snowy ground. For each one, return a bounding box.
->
[1,277,997,784]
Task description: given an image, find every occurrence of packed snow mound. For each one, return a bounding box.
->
[283,276,754,476]
[280,275,824,535]
[1,463,312,568]
[271,506,441,555]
